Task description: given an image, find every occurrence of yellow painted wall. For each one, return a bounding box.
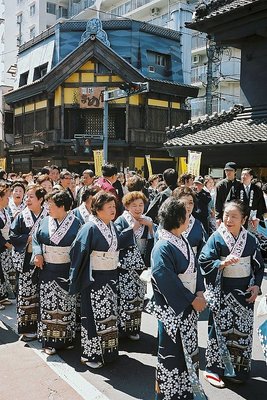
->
[171,102,181,109]
[129,95,139,106]
[64,88,76,104]
[148,99,169,108]
[81,72,94,82]
[25,104,34,112]
[111,75,123,82]
[80,61,95,70]
[14,107,23,115]
[35,100,47,110]
[55,87,62,106]
[65,73,79,83]
[96,75,110,82]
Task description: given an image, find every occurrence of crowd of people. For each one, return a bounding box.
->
[0,160,266,400]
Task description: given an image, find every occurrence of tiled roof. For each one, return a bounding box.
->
[164,105,267,147]
[192,0,259,22]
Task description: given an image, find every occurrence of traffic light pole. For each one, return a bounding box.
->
[103,99,109,163]
[103,82,149,163]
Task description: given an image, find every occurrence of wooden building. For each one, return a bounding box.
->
[4,19,198,174]
[165,0,267,179]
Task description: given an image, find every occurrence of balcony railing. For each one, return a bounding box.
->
[129,129,167,144]
[14,130,61,147]
[192,33,207,51]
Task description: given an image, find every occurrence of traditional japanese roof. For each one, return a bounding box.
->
[5,36,197,104]
[192,0,258,21]
[164,105,267,148]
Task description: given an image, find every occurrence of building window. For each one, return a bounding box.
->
[30,26,36,39]
[17,13,23,24]
[30,4,36,17]
[19,71,29,87]
[58,6,68,18]
[33,62,48,81]
[95,62,111,74]
[156,54,167,67]
[46,2,56,15]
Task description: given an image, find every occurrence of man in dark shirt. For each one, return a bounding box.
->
[215,161,242,226]
[192,175,211,234]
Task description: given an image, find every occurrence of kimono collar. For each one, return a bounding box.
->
[23,206,48,235]
[183,215,195,238]
[48,212,76,245]
[9,198,25,216]
[159,228,195,273]
[78,203,91,223]
[122,210,147,239]
[89,214,118,251]
[217,223,247,258]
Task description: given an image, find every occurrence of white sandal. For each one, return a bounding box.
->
[203,370,225,388]
[44,347,56,355]
[80,357,103,369]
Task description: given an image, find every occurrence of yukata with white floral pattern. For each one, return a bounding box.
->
[9,207,48,335]
[199,225,264,382]
[69,217,134,365]
[114,211,156,337]
[148,230,205,400]
[32,213,82,350]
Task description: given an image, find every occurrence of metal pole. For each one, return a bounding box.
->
[103,99,108,163]
[206,38,213,115]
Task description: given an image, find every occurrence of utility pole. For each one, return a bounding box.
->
[103,82,149,163]
[205,35,223,115]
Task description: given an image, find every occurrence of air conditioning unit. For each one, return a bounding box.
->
[151,7,160,16]
[192,55,201,64]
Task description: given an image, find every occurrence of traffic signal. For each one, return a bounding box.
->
[119,82,149,96]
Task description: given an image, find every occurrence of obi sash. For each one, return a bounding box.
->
[220,256,251,278]
[90,250,119,271]
[43,244,71,264]
[178,271,197,294]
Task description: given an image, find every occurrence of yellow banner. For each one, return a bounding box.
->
[178,157,187,176]
[93,150,104,177]
[0,158,6,170]
[145,155,153,177]
[187,151,201,176]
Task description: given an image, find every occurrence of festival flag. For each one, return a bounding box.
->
[145,155,153,177]
[178,157,187,176]
[187,151,202,176]
[93,150,104,177]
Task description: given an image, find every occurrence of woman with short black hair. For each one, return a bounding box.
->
[147,197,206,400]
[32,190,82,355]
[69,190,135,369]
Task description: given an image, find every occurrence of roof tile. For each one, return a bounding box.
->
[193,0,259,22]
[165,105,267,147]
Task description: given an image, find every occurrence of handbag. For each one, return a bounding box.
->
[119,245,146,270]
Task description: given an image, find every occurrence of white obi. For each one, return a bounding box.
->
[221,256,251,278]
[43,244,71,264]
[136,238,146,255]
[178,271,197,294]
[90,250,119,271]
[1,225,9,241]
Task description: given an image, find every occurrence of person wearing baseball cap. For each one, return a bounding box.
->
[215,161,242,226]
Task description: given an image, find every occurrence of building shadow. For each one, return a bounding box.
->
[0,321,18,345]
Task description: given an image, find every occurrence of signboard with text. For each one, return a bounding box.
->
[80,87,104,109]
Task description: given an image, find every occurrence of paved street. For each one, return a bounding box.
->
[0,279,266,400]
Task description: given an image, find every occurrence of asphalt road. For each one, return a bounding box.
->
[56,279,267,400]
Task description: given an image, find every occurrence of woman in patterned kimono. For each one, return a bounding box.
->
[147,197,207,400]
[114,191,155,340]
[32,190,82,355]
[199,200,264,387]
[0,182,13,309]
[69,191,135,369]
[0,181,16,301]
[173,187,207,257]
[72,186,99,225]
[9,184,48,341]
[7,181,26,221]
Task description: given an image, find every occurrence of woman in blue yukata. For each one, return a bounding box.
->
[199,200,264,388]
[32,190,82,355]
[147,197,207,400]
[114,191,155,341]
[173,187,207,257]
[10,184,48,342]
[0,181,13,309]
[69,191,135,369]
